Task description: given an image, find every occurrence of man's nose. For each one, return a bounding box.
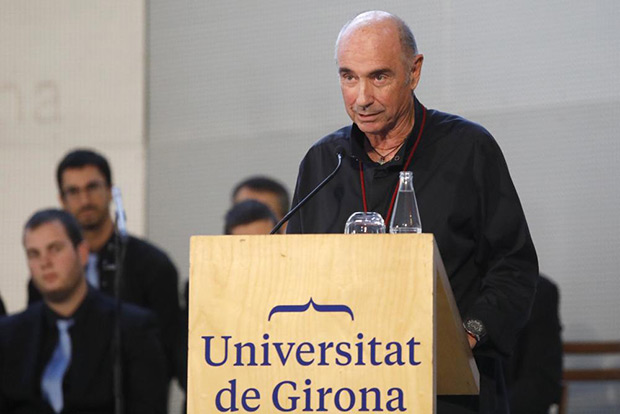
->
[40,252,53,269]
[75,188,91,205]
[355,80,374,109]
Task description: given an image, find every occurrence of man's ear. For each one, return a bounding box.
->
[409,54,424,91]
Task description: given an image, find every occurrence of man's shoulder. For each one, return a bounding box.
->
[89,289,156,328]
[127,234,167,257]
[125,235,176,269]
[120,302,157,330]
[0,303,42,337]
[307,125,352,153]
[427,107,496,143]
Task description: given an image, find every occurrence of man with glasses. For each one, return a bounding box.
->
[27,149,180,385]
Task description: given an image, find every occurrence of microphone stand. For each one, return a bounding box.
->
[113,211,128,414]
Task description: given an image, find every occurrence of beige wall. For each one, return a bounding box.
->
[0,1,146,313]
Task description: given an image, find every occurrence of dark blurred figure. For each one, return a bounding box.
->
[505,274,563,414]
[27,149,180,383]
[1,209,167,413]
[232,176,290,232]
[0,293,6,317]
[177,200,277,395]
[224,199,278,235]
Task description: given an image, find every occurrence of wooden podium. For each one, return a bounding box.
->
[188,234,479,413]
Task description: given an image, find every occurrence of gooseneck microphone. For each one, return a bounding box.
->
[270,146,347,234]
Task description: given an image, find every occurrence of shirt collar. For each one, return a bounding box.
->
[42,285,93,328]
[349,95,424,169]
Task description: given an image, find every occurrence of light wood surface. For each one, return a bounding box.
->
[188,234,478,413]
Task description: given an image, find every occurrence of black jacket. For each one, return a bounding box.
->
[506,275,563,414]
[28,234,180,378]
[0,288,168,413]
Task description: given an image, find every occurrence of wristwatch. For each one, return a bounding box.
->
[463,318,487,344]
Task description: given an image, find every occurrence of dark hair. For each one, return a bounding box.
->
[57,149,113,191]
[24,208,84,248]
[224,200,277,235]
[232,176,290,218]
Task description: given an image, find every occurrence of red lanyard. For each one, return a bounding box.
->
[359,105,427,224]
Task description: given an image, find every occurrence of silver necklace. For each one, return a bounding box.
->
[368,140,407,165]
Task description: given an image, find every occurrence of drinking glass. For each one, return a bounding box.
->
[344,212,386,234]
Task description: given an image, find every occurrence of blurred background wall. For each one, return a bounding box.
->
[0,1,146,312]
[1,0,619,412]
[148,1,620,412]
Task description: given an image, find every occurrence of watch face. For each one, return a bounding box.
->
[465,319,486,337]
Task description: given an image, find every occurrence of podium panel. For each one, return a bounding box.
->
[188,234,478,413]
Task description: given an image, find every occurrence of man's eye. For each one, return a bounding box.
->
[86,183,100,192]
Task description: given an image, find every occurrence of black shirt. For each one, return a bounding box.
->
[287,97,538,413]
[1,287,168,414]
[288,96,538,357]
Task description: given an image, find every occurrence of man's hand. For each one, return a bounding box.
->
[466,332,477,349]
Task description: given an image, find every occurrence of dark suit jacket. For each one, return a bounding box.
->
[28,234,180,379]
[505,275,563,414]
[0,288,167,414]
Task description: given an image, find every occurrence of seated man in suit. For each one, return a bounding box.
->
[0,209,167,413]
[176,200,278,393]
[224,199,278,235]
[232,176,290,232]
[28,149,180,381]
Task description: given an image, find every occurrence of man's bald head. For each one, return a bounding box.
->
[334,11,424,141]
[335,11,418,65]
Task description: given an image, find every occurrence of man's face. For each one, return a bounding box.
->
[230,218,276,235]
[59,166,112,231]
[337,22,423,138]
[24,220,88,304]
[234,187,284,221]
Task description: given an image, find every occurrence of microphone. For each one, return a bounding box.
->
[111,186,128,242]
[270,146,347,234]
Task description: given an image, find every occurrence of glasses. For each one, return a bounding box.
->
[62,181,107,199]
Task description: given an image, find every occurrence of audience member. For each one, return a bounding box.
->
[232,176,290,231]
[224,199,278,235]
[27,149,180,381]
[177,199,277,393]
[1,209,167,413]
[505,274,563,414]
